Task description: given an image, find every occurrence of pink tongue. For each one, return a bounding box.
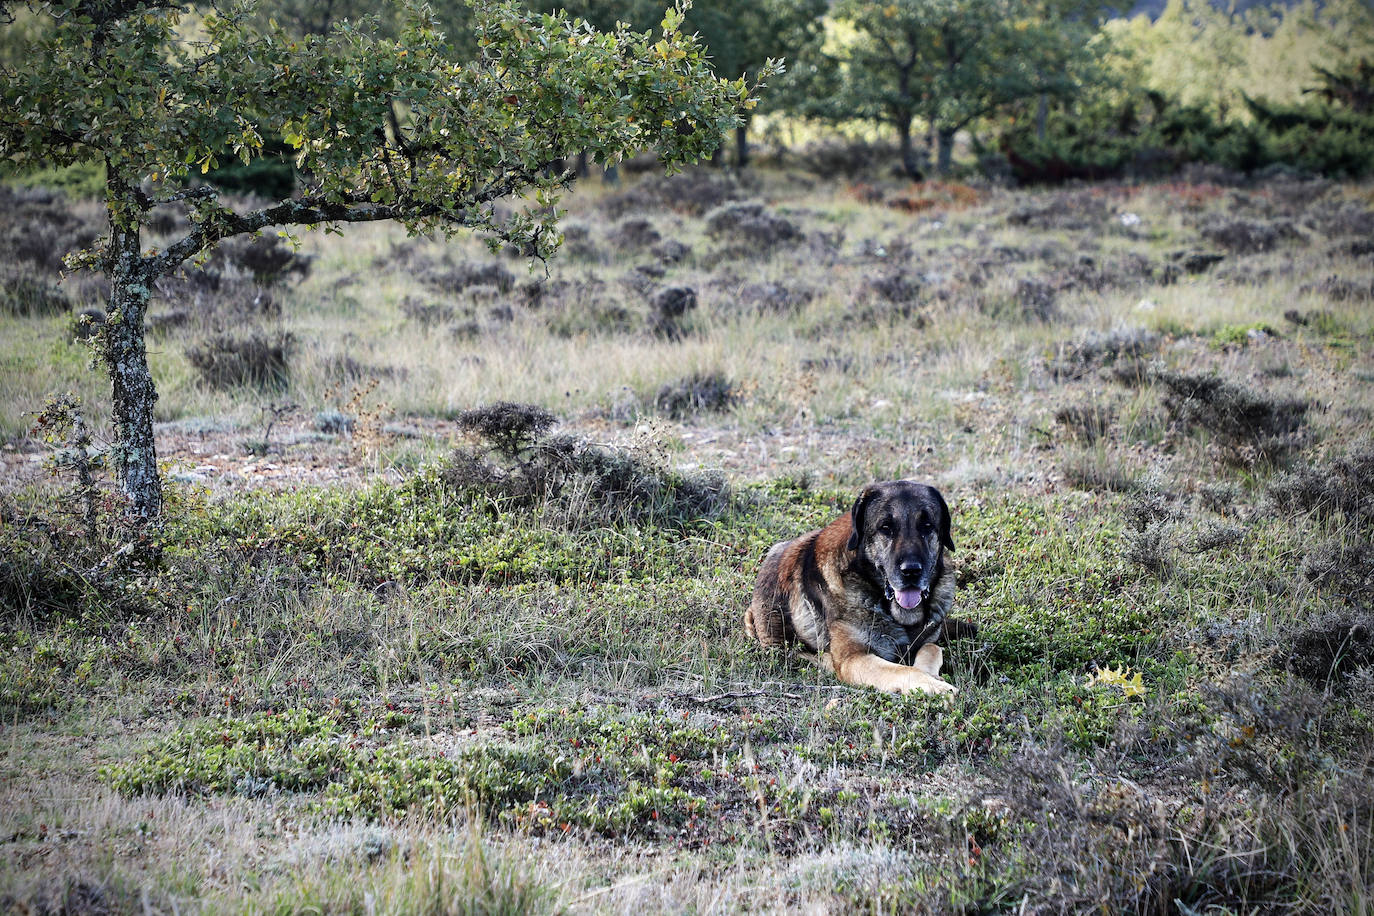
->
[895,589,924,610]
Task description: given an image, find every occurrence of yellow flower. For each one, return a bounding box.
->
[1121,673,1146,699]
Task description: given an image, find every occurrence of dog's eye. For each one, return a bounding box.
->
[877,522,895,537]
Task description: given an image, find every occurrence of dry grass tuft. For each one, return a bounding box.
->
[1269,442,1374,526]
[1199,217,1305,253]
[653,370,737,418]
[1286,610,1374,688]
[1050,327,1161,381]
[704,200,803,251]
[1153,368,1309,464]
[1054,402,1115,444]
[186,331,295,390]
[446,402,727,528]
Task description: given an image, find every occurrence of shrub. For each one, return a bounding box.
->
[422,261,516,295]
[1299,275,1374,302]
[1285,611,1374,687]
[976,738,1304,913]
[737,281,812,314]
[455,402,557,459]
[558,222,603,261]
[1303,201,1374,238]
[0,186,101,274]
[608,216,661,249]
[796,138,901,179]
[1,160,108,198]
[323,354,404,383]
[1165,250,1226,279]
[703,201,803,251]
[647,285,698,338]
[651,238,692,264]
[999,90,1374,183]
[399,297,457,329]
[1268,443,1374,526]
[1015,277,1058,322]
[1055,403,1114,444]
[213,234,312,285]
[600,168,742,218]
[1051,329,1162,382]
[186,332,296,390]
[0,270,70,317]
[653,371,736,418]
[152,266,284,332]
[145,309,190,336]
[545,299,635,338]
[314,410,355,435]
[445,403,728,528]
[0,400,161,626]
[864,272,922,304]
[1060,451,1137,493]
[1199,218,1304,254]
[1153,368,1308,463]
[1005,191,1109,231]
[1299,541,1374,606]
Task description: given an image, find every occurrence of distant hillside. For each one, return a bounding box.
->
[1118,0,1303,19]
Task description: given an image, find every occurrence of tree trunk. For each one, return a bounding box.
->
[936,127,955,175]
[105,221,162,519]
[1036,93,1048,141]
[896,116,923,181]
[735,121,750,169]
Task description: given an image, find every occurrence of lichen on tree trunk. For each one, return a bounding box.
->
[103,221,162,520]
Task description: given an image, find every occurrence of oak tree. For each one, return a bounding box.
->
[830,0,1099,177]
[0,0,763,519]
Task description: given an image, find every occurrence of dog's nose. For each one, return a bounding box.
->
[898,559,923,580]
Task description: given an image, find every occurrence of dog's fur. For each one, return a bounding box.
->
[746,480,972,694]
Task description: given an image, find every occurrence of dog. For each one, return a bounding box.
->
[745,480,972,694]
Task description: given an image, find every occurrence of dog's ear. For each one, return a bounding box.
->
[847,485,877,552]
[929,486,955,552]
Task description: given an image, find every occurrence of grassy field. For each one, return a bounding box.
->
[2,165,1373,913]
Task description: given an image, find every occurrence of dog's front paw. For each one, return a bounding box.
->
[919,676,958,696]
[912,642,943,677]
[894,669,957,696]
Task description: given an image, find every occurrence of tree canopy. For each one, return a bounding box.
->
[828,0,1103,176]
[0,0,768,518]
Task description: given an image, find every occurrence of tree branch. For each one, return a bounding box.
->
[146,167,544,278]
[150,185,220,207]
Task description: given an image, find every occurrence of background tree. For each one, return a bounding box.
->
[1105,0,1374,116]
[254,0,481,53]
[1307,58,1374,115]
[519,0,824,167]
[829,0,1101,177]
[674,0,825,166]
[0,0,764,520]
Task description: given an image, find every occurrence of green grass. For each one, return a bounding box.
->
[4,170,1374,913]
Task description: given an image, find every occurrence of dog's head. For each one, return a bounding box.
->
[846,480,954,626]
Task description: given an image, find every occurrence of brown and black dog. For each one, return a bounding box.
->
[745,480,973,694]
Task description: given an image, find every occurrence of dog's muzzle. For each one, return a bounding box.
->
[883,578,929,610]
[882,571,944,641]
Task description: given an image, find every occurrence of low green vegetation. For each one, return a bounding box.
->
[4,166,1373,910]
